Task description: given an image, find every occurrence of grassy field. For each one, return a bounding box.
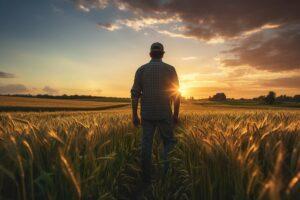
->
[0,96,129,112]
[0,106,300,199]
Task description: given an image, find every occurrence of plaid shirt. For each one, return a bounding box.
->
[131,58,179,120]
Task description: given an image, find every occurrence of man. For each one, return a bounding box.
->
[131,42,181,184]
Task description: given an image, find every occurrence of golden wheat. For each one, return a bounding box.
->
[0,110,299,199]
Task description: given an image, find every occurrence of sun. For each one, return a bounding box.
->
[178,86,187,96]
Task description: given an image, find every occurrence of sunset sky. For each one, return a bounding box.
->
[0,0,299,98]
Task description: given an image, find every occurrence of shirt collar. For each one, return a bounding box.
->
[150,58,162,62]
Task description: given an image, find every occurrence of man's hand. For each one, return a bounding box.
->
[132,115,141,127]
[173,115,179,125]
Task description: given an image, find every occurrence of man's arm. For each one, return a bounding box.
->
[131,68,142,127]
[172,68,181,124]
[131,98,140,127]
[131,98,139,119]
[173,94,180,123]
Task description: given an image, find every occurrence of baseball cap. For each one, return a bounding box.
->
[150,42,164,52]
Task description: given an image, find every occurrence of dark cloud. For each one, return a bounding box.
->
[73,0,300,39]
[262,76,300,88]
[0,84,28,94]
[43,86,59,95]
[226,67,254,78]
[97,22,120,31]
[0,71,15,78]
[165,0,300,40]
[222,26,300,71]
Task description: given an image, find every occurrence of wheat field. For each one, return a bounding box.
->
[0,96,129,112]
[0,109,299,200]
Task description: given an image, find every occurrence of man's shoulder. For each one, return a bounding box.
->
[162,62,175,70]
[135,64,148,74]
[161,62,176,73]
[137,61,175,71]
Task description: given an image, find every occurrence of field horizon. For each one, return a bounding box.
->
[1,95,300,113]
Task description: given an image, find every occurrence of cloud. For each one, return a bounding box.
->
[51,4,64,14]
[43,86,59,95]
[97,22,121,31]
[73,0,300,74]
[242,24,281,37]
[78,4,90,12]
[262,76,300,88]
[119,17,176,31]
[164,0,300,40]
[222,26,300,72]
[181,56,197,61]
[0,84,28,94]
[0,71,15,78]
[73,0,300,40]
[157,30,193,39]
[97,17,177,32]
[73,0,108,12]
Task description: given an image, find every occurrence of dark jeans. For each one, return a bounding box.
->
[141,118,176,182]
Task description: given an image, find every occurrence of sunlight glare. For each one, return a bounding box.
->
[178,86,187,97]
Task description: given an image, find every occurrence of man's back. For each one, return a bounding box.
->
[131,42,180,184]
[131,58,179,120]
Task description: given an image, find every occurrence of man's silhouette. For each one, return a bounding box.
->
[131,42,181,184]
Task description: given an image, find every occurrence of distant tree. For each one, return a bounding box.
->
[294,95,300,102]
[265,91,276,104]
[210,93,226,101]
[253,95,265,102]
[277,95,293,102]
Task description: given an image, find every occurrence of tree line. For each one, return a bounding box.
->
[208,91,300,105]
[3,94,131,102]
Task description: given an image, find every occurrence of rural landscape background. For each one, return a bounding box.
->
[1,0,300,200]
